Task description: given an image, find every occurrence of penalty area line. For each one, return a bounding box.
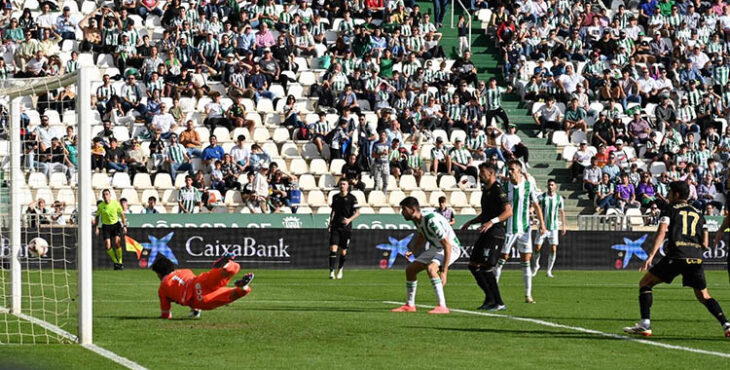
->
[382,301,730,359]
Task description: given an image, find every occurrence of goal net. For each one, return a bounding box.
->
[0,69,93,344]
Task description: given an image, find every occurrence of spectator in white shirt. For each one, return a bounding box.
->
[230,135,251,172]
[151,103,177,139]
[252,166,269,213]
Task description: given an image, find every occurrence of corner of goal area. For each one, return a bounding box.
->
[380,301,730,360]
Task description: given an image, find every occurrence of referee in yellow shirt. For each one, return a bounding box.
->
[94,189,128,270]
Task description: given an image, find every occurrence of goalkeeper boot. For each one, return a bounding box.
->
[724,323,730,338]
[213,253,236,269]
[623,323,652,337]
[235,273,255,289]
[189,310,201,319]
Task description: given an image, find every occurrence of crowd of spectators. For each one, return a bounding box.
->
[495,0,730,217]
[6,0,548,215]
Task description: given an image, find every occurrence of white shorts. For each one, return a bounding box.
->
[535,230,559,246]
[501,232,532,254]
[414,244,462,267]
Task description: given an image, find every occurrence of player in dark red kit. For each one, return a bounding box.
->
[623,181,730,337]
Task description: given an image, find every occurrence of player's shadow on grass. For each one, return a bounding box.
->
[244,306,379,313]
[412,327,723,342]
[528,315,705,324]
[102,315,167,321]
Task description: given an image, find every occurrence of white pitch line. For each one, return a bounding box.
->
[382,301,730,359]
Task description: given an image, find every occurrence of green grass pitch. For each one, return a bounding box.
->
[2,269,730,369]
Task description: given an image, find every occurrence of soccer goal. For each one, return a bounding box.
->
[0,69,94,345]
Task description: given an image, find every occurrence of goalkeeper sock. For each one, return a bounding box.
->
[338,253,346,270]
[406,280,417,307]
[431,277,446,307]
[115,247,123,264]
[106,249,118,264]
[328,251,337,272]
[494,259,506,282]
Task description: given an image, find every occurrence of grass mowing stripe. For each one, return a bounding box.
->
[382,301,730,359]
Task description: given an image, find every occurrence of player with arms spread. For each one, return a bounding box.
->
[153,254,254,319]
[391,197,463,314]
[494,160,546,304]
[461,162,513,311]
[624,181,730,337]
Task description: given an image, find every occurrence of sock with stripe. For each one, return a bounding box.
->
[431,278,446,307]
[494,258,506,282]
[106,248,118,264]
[406,281,417,307]
[703,298,729,326]
[639,286,652,328]
[328,251,337,272]
[522,261,532,297]
[547,252,556,274]
[115,247,123,264]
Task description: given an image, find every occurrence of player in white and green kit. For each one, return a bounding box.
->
[532,179,566,278]
[494,161,546,303]
[391,197,462,314]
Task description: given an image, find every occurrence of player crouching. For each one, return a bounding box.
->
[391,197,462,314]
[152,254,254,319]
[623,181,730,338]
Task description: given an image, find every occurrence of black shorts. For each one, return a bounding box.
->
[469,233,504,267]
[329,228,351,249]
[101,222,123,241]
[649,257,707,290]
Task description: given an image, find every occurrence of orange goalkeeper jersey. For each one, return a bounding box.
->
[158,269,197,315]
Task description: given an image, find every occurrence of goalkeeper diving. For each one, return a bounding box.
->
[152,254,254,319]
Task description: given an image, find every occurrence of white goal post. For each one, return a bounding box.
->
[1,67,93,344]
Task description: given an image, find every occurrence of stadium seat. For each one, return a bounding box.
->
[133,173,153,189]
[449,191,468,208]
[111,172,132,188]
[410,190,428,205]
[420,174,438,191]
[316,206,331,214]
[318,174,336,189]
[429,191,447,206]
[378,207,396,214]
[469,191,482,207]
[432,129,448,143]
[96,53,115,68]
[649,162,666,175]
[253,127,271,142]
[368,191,388,207]
[388,190,407,207]
[212,127,231,142]
[289,159,309,175]
[329,159,345,174]
[570,130,587,145]
[56,188,75,205]
[264,113,281,126]
[256,99,274,113]
[272,127,290,143]
[269,84,286,98]
[551,131,570,146]
[461,207,477,215]
[36,188,54,203]
[399,175,418,191]
[449,130,467,143]
[298,174,317,190]
[261,142,280,158]
[287,83,303,99]
[224,190,243,206]
[562,145,578,161]
[92,173,110,189]
[27,172,47,189]
[351,190,367,205]
[173,174,187,188]
[358,206,375,214]
[140,189,160,204]
[309,159,328,175]
[306,190,327,207]
[128,205,144,214]
[153,173,174,189]
[18,187,33,206]
[625,208,644,226]
[439,175,457,189]
[301,143,321,159]
[120,188,140,205]
[281,142,301,159]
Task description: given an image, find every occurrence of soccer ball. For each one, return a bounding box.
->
[27,237,49,257]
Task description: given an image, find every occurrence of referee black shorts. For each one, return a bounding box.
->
[649,257,707,290]
[329,227,352,249]
[101,222,123,241]
[470,233,504,268]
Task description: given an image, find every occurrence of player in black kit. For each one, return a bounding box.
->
[461,163,513,311]
[623,181,730,338]
[328,178,360,279]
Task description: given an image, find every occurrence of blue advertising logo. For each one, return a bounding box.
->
[611,234,649,269]
[376,234,416,268]
[143,232,178,266]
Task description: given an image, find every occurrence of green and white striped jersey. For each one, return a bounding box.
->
[713,65,729,86]
[448,147,471,165]
[414,211,461,251]
[178,186,202,213]
[486,87,506,110]
[506,179,538,235]
[538,192,564,231]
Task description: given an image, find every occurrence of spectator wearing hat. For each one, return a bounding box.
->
[602,152,621,182]
[583,157,602,201]
[430,136,450,174]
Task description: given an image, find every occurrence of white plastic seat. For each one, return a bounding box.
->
[649,162,666,175]
[212,127,231,142]
[306,190,327,207]
[256,98,274,113]
[329,159,345,174]
[461,207,477,215]
[253,127,271,142]
[469,191,482,207]
[35,188,54,204]
[562,145,578,161]
[309,159,328,175]
[140,189,160,204]
[379,207,396,214]
[174,174,187,188]
[388,190,407,207]
[449,191,468,207]
[261,142,280,158]
[111,172,132,188]
[449,130,467,144]
[133,173,153,189]
[153,173,174,189]
[269,84,286,98]
[224,190,243,206]
[299,174,317,190]
[289,158,309,175]
[570,130,588,145]
[298,71,316,86]
[368,191,388,207]
[439,175,457,189]
[551,131,570,146]
[281,142,301,158]
[432,129,448,143]
[399,175,418,191]
[420,174,438,191]
[301,143,321,159]
[27,172,47,189]
[318,174,336,189]
[409,190,428,205]
[358,206,375,214]
[56,188,75,205]
[272,127,290,143]
[92,173,110,189]
[120,188,140,205]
